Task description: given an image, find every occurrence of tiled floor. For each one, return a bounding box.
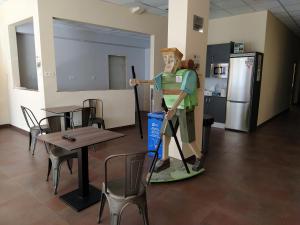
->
[0,109,300,225]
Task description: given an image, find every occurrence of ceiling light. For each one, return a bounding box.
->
[130,6,145,15]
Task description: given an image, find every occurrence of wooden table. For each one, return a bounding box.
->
[38,127,124,211]
[42,105,81,128]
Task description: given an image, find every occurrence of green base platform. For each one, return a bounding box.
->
[148,158,205,183]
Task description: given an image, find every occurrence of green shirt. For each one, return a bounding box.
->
[154,69,198,109]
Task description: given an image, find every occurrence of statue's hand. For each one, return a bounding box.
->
[166,109,176,120]
[129,79,139,87]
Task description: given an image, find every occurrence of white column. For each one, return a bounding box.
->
[168,0,210,159]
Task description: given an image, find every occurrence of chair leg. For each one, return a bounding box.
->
[110,213,121,225]
[97,193,107,223]
[46,159,52,181]
[66,159,73,174]
[30,130,39,155]
[52,159,61,195]
[139,202,150,225]
[101,120,106,130]
[28,132,32,151]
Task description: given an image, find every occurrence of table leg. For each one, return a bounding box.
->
[60,146,101,211]
[78,146,89,197]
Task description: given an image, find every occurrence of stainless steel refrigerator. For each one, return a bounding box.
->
[225,52,263,132]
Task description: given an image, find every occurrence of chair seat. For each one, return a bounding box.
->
[103,179,145,199]
[30,124,50,132]
[50,147,78,158]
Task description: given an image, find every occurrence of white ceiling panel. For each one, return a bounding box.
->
[227,6,254,14]
[101,0,300,36]
[5,0,300,36]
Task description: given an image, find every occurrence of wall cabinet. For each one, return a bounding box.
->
[205,42,234,78]
[204,96,226,123]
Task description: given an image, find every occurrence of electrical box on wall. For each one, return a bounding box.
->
[193,15,204,33]
[193,54,200,73]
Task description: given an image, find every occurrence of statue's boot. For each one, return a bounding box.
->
[192,157,205,171]
[154,158,170,172]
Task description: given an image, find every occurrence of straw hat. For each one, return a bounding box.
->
[160,48,183,59]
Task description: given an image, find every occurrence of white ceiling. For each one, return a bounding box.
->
[102,0,300,36]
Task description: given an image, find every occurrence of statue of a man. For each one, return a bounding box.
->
[130,48,203,172]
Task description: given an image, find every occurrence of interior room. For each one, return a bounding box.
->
[0,0,300,225]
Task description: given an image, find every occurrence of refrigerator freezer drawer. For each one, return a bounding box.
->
[225,101,250,131]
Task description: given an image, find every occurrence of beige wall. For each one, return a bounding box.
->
[36,0,167,129]
[0,10,9,125]
[208,11,268,52]
[0,0,46,130]
[168,0,209,158]
[207,10,300,125]
[258,12,300,125]
[0,0,167,129]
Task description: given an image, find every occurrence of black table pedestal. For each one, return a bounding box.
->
[60,185,101,212]
[60,146,100,211]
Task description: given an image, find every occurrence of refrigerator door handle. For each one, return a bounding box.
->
[228,100,249,104]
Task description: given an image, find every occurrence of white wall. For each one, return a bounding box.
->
[0,0,46,130]
[34,0,167,129]
[0,0,167,129]
[0,9,9,125]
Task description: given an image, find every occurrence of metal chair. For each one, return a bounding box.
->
[70,107,94,128]
[97,151,149,225]
[20,106,49,155]
[83,99,105,129]
[39,115,78,195]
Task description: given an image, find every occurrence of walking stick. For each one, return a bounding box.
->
[147,99,190,184]
[131,66,143,139]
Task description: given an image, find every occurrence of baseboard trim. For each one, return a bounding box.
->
[212,122,225,129]
[0,124,10,129]
[257,108,290,128]
[8,125,29,135]
[108,124,135,131]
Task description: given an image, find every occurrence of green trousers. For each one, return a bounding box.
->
[162,109,196,143]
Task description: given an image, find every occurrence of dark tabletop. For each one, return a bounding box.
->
[41,105,82,114]
[38,127,124,151]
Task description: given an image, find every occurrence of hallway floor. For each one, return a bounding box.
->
[0,108,300,225]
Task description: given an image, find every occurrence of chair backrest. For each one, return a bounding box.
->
[20,106,39,128]
[104,151,147,198]
[83,99,103,119]
[81,107,93,127]
[39,115,65,133]
[71,107,94,127]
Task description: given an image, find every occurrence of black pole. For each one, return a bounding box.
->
[147,99,190,183]
[131,66,143,139]
[161,99,190,174]
[147,139,161,185]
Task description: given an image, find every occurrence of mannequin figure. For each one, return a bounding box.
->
[130,48,203,172]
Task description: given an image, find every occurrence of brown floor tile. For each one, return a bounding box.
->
[1,109,300,224]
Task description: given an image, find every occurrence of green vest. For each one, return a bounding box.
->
[162,69,198,109]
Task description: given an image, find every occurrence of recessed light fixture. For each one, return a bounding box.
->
[130,6,145,15]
